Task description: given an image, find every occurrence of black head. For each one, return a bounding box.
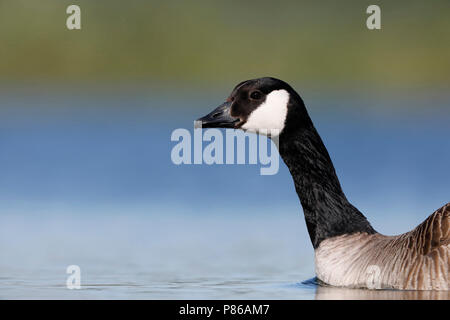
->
[195,77,311,136]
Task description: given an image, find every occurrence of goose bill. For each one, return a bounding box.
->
[195,102,239,129]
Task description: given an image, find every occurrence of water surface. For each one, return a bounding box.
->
[0,89,449,299]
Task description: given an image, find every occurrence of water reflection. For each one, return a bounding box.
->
[314,285,450,300]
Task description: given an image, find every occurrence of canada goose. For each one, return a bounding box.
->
[196,77,449,291]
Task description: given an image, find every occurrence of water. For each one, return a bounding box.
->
[0,88,449,299]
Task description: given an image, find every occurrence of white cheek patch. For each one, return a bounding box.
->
[241,89,289,136]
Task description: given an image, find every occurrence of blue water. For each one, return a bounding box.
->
[0,88,449,299]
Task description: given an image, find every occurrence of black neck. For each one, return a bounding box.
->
[278,120,376,249]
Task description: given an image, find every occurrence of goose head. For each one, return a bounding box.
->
[195,77,311,137]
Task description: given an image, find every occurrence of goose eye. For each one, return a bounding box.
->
[250,91,262,100]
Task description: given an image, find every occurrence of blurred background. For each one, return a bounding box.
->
[0,0,449,299]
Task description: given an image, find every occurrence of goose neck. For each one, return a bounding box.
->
[278,124,376,248]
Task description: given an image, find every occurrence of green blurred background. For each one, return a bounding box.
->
[1,0,449,91]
